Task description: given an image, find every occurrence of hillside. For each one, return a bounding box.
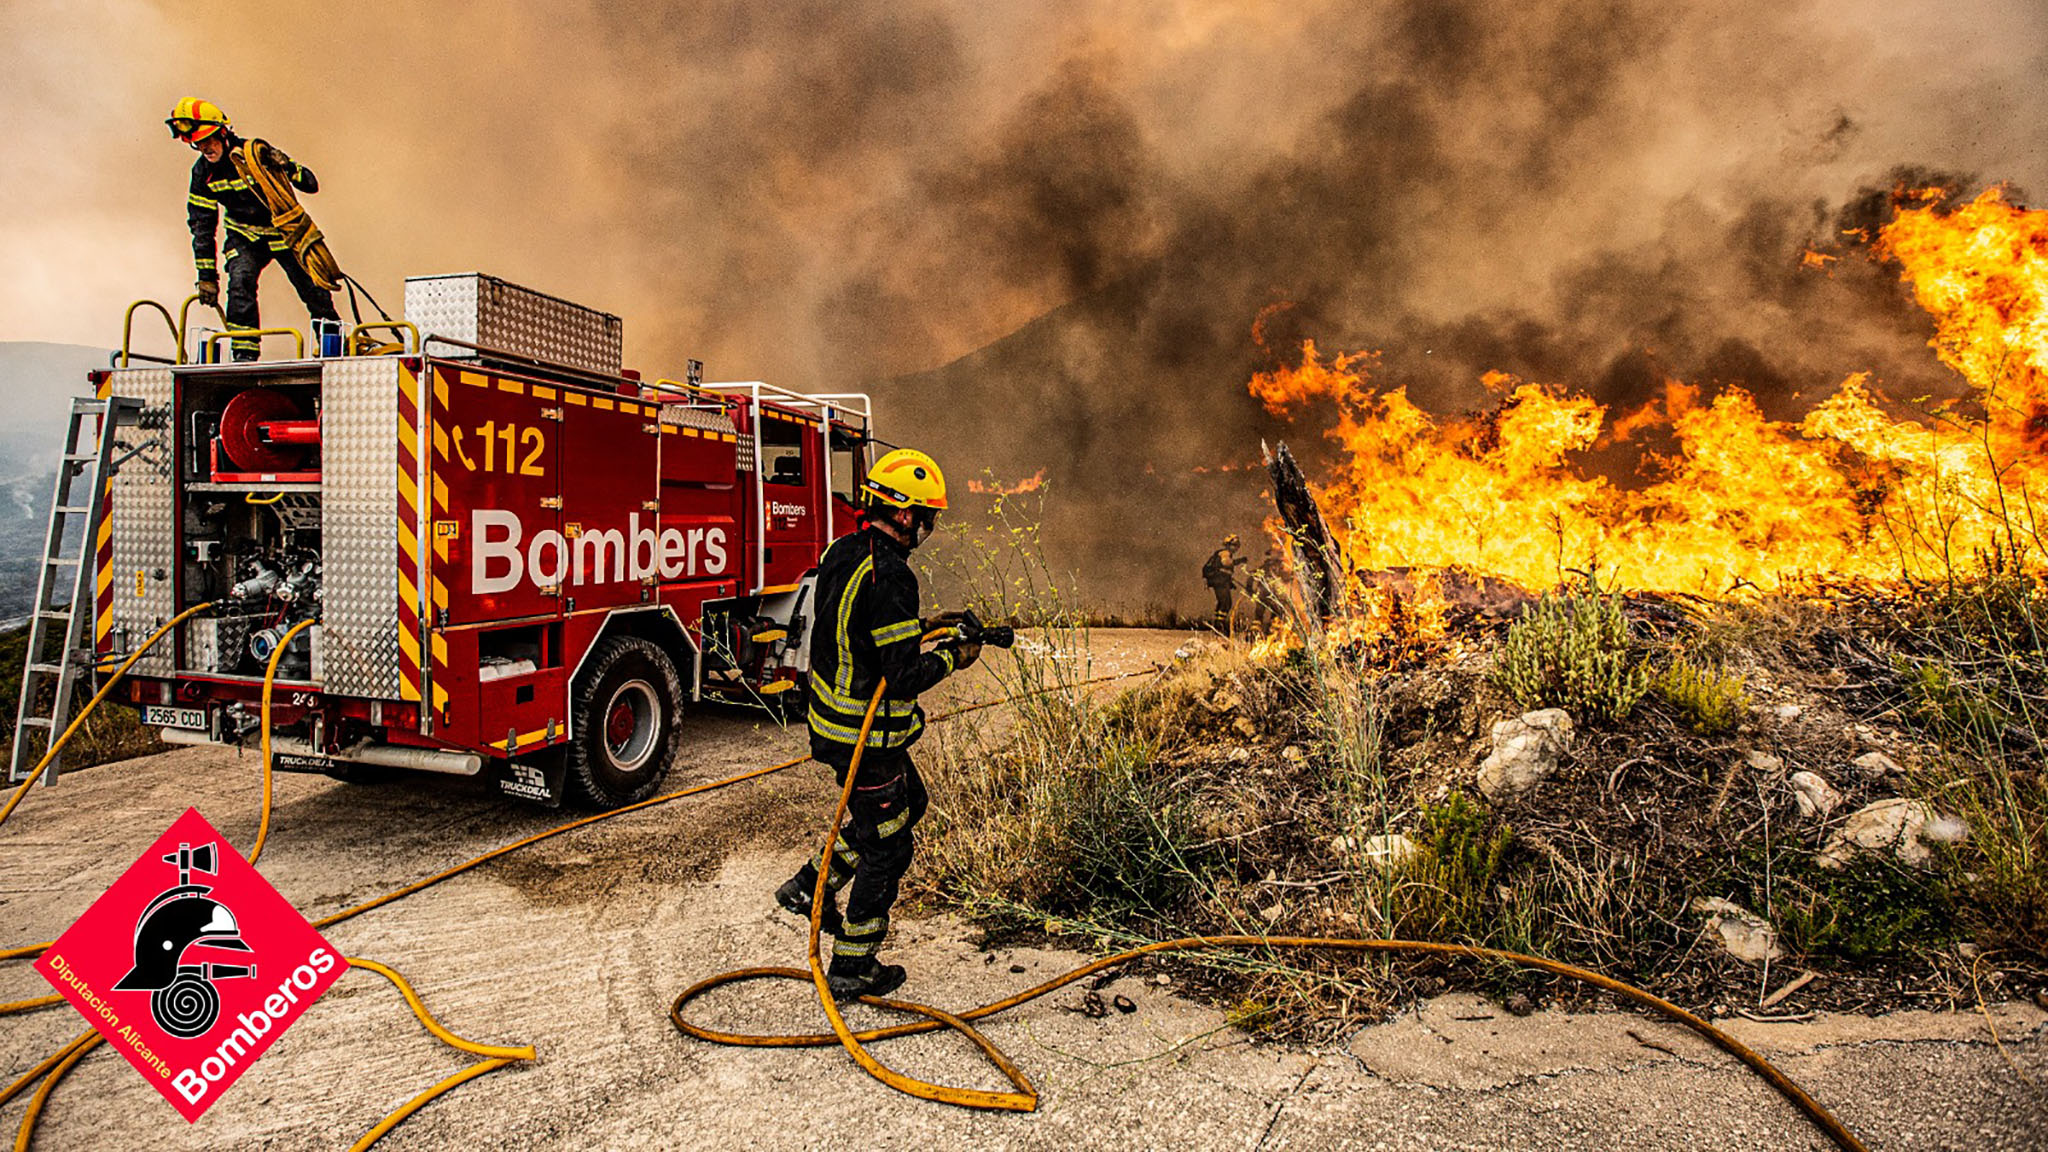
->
[0,343,111,623]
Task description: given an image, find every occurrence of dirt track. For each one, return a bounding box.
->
[2,631,2043,1150]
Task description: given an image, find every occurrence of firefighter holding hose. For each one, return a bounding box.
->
[774,448,979,1000]
[167,98,340,361]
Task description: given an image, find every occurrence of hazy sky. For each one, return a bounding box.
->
[7,1,2048,609]
[6,0,2044,390]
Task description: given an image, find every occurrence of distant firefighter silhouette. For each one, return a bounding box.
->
[113,842,256,1037]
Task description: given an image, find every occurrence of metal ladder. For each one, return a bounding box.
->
[10,396,143,784]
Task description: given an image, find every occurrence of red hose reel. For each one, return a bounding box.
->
[214,387,321,480]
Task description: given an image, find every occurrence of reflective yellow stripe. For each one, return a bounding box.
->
[870,618,921,645]
[833,556,874,697]
[842,916,887,938]
[808,670,868,715]
[808,708,909,749]
[832,939,879,957]
[187,193,217,210]
[875,809,910,838]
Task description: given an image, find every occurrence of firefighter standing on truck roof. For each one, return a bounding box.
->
[168,98,339,362]
[774,447,979,1001]
[1203,533,1245,634]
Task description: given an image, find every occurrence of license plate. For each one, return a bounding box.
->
[143,706,207,731]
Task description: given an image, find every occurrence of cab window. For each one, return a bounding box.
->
[760,415,806,486]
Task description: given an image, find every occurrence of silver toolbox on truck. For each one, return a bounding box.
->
[404,272,623,376]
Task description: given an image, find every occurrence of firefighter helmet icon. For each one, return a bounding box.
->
[111,841,256,1038]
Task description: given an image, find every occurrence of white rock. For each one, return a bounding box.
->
[1852,751,1904,778]
[1281,745,1307,764]
[1227,746,1252,764]
[1476,709,1575,801]
[1818,799,1968,869]
[1692,897,1783,964]
[1774,704,1804,721]
[1362,833,1421,867]
[1745,750,1786,776]
[1789,771,1842,820]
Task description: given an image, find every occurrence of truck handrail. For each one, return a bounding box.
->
[205,326,306,361]
[348,320,420,356]
[120,298,184,367]
[420,333,625,391]
[176,293,212,361]
[650,377,734,409]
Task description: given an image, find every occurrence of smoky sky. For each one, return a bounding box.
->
[5,0,2047,610]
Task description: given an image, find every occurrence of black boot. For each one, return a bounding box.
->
[826,958,907,1001]
[775,874,843,936]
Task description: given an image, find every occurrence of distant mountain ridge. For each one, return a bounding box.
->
[0,343,115,622]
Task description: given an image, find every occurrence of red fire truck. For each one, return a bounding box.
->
[88,274,871,806]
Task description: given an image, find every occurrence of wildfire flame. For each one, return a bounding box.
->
[1250,187,2048,596]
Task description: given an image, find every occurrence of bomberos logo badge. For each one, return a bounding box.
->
[34,807,346,1121]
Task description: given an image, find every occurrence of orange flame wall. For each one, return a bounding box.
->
[1248,189,2048,594]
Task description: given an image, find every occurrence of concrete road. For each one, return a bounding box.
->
[1,632,2042,1150]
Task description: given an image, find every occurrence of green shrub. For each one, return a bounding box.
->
[1653,657,1750,735]
[1763,855,1957,961]
[1490,574,1649,723]
[1387,793,1514,942]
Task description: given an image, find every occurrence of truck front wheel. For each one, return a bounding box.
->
[568,636,683,808]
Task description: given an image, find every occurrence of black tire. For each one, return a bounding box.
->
[568,635,683,808]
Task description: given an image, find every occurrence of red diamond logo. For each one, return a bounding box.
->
[34,807,346,1121]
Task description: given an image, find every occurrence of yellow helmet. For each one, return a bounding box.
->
[863,448,947,510]
[166,97,231,144]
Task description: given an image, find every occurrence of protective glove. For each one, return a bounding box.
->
[921,610,969,634]
[196,278,220,309]
[951,642,983,671]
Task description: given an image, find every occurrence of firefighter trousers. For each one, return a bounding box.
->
[223,233,338,361]
[1211,584,1234,632]
[786,751,928,974]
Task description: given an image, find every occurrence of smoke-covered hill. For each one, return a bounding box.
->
[0,343,113,622]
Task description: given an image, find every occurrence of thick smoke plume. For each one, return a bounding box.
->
[5,1,2047,610]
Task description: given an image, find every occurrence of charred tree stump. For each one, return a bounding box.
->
[1263,440,1344,618]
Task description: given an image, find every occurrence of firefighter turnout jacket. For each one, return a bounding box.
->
[807,525,958,767]
[186,136,318,278]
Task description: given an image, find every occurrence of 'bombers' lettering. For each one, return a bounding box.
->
[473,511,729,594]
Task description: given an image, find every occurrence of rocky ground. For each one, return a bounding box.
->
[0,631,2040,1149]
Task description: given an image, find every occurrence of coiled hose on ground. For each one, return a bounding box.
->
[670,669,1871,1152]
[3,635,1867,1152]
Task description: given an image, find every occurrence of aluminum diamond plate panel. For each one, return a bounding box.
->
[321,358,405,699]
[657,404,736,436]
[104,369,176,677]
[405,273,622,377]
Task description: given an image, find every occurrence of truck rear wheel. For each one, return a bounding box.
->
[568,636,683,808]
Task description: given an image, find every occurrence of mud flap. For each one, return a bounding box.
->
[495,756,568,807]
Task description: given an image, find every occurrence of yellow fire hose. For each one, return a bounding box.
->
[2,639,1866,1151]
[0,665,1151,1146]
[235,140,342,291]
[0,602,216,831]
[669,670,1871,1152]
